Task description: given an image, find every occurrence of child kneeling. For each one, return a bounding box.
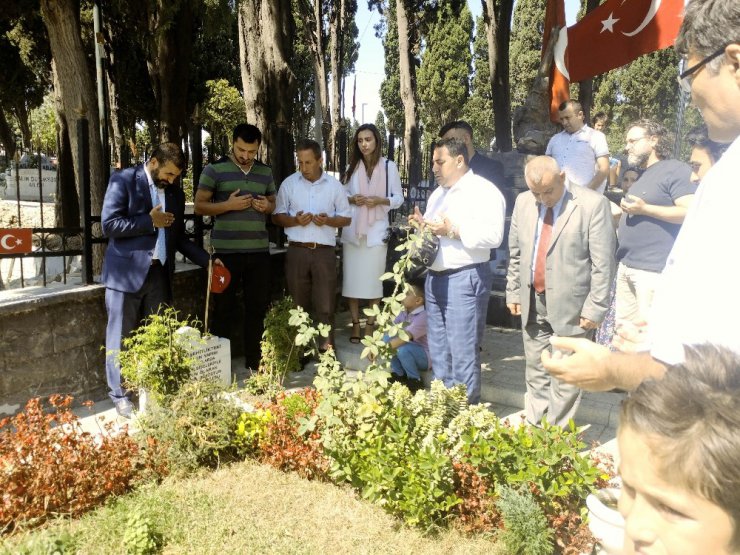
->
[384,284,430,393]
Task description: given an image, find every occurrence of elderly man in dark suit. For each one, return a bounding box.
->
[102,142,214,417]
[506,156,615,427]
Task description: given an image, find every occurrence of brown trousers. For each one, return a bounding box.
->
[285,245,337,344]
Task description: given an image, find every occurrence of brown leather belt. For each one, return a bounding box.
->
[289,241,333,249]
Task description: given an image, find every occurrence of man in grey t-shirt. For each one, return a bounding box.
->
[616,119,695,325]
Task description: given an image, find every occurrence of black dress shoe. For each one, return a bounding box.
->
[114,398,133,419]
[406,378,423,393]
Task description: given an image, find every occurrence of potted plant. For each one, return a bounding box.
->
[586,487,625,555]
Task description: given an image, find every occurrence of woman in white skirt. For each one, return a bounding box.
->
[342,124,404,342]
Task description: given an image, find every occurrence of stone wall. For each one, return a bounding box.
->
[0,267,209,415]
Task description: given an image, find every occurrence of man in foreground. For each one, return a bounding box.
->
[409,137,506,404]
[506,156,615,426]
[272,139,351,350]
[102,143,213,417]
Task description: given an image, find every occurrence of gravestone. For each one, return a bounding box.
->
[175,326,231,387]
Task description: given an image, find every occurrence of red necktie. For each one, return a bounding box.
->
[533,207,553,293]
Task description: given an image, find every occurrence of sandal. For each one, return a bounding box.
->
[364,320,376,337]
[349,321,361,344]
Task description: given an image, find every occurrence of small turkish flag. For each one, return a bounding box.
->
[543,0,570,122]
[565,0,684,82]
[210,264,231,294]
[0,228,33,254]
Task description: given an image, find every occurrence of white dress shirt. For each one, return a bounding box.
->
[423,170,506,271]
[341,158,404,247]
[546,125,609,193]
[530,190,566,282]
[143,164,166,262]
[648,136,740,364]
[274,170,352,246]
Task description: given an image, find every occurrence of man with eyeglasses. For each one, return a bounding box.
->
[614,119,694,327]
[541,0,740,392]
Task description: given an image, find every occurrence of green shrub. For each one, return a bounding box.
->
[495,486,553,555]
[1,529,77,554]
[138,381,244,473]
[119,308,198,401]
[259,296,302,376]
[232,409,272,458]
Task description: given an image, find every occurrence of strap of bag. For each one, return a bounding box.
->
[385,159,391,225]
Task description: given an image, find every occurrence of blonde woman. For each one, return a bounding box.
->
[342,124,403,342]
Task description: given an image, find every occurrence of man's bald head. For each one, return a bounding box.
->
[524,156,567,208]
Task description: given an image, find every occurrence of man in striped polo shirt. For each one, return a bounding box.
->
[195,124,276,370]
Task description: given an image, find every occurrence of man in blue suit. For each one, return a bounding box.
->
[102,142,213,417]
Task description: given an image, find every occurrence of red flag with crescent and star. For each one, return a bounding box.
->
[559,0,684,83]
[543,0,570,122]
[0,228,33,254]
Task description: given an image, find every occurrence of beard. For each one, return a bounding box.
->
[150,167,171,188]
[627,150,650,168]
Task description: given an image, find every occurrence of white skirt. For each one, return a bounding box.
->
[342,237,387,299]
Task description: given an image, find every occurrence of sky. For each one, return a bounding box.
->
[343,0,581,124]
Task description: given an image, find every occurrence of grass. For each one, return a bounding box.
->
[3,460,499,554]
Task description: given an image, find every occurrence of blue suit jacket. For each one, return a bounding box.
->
[101,164,209,294]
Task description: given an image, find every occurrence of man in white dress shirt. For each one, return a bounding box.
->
[546,99,610,194]
[273,139,351,349]
[409,137,506,404]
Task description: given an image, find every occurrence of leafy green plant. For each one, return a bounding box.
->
[123,508,161,555]
[138,381,244,473]
[1,529,77,554]
[259,296,302,376]
[495,486,553,555]
[232,409,272,458]
[118,308,199,401]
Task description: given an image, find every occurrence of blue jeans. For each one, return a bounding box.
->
[390,342,429,380]
[425,262,492,404]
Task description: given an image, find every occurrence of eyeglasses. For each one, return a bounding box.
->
[677,45,728,94]
[625,136,647,146]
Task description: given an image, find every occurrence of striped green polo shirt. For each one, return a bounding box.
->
[198,156,276,253]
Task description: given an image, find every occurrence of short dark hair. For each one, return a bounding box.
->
[439,120,474,139]
[150,142,186,170]
[592,112,608,125]
[558,99,583,114]
[233,124,262,145]
[628,119,672,161]
[686,125,729,163]
[296,138,322,160]
[675,0,740,72]
[434,137,469,165]
[620,344,740,549]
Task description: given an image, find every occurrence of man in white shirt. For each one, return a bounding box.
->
[409,137,506,404]
[546,99,610,193]
[273,139,351,349]
[542,0,740,391]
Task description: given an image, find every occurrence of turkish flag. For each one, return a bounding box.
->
[209,263,231,294]
[565,0,684,82]
[0,228,33,254]
[543,0,570,122]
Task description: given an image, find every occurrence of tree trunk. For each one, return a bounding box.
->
[0,105,17,161]
[396,0,421,186]
[238,0,296,187]
[483,0,514,152]
[13,101,32,150]
[577,0,601,123]
[300,0,331,149]
[51,61,80,228]
[40,0,106,220]
[105,46,123,169]
[329,0,341,169]
[146,0,195,143]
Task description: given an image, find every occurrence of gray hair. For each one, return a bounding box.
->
[620,344,740,549]
[524,155,561,185]
[675,0,740,73]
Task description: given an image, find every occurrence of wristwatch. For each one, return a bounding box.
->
[447,223,458,239]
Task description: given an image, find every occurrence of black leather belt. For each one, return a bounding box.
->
[289,241,333,249]
[429,262,484,277]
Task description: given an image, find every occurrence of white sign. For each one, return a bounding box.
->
[175,326,231,387]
